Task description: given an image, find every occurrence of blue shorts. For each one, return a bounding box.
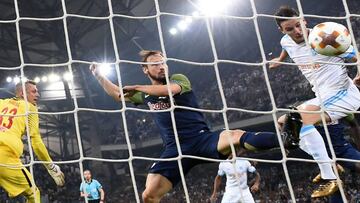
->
[316,125,360,171]
[148,130,227,186]
[333,144,360,171]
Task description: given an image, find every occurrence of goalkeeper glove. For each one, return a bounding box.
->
[46,163,65,186]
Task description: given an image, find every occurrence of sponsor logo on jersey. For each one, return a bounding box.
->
[147,101,171,110]
[298,63,321,70]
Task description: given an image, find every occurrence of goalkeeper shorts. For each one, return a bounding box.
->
[0,145,35,197]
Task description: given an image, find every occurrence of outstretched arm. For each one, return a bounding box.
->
[250,171,261,193]
[90,64,124,102]
[210,175,222,202]
[269,50,288,69]
[341,45,360,86]
[29,106,65,186]
[123,84,181,97]
[123,74,190,97]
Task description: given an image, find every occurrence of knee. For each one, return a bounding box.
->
[142,190,158,203]
[231,130,245,141]
[23,187,40,203]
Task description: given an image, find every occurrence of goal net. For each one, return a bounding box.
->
[0,0,359,202]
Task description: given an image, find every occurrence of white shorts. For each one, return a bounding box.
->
[221,187,255,203]
[303,84,360,121]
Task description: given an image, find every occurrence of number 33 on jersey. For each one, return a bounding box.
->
[0,97,40,158]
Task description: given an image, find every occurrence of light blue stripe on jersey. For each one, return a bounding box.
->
[300,125,315,134]
[344,51,356,59]
[323,90,347,107]
[342,48,356,59]
[322,90,345,105]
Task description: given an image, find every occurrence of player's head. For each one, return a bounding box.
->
[275,6,307,43]
[83,170,92,181]
[140,50,167,84]
[15,80,40,105]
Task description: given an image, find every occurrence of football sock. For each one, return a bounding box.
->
[299,125,336,180]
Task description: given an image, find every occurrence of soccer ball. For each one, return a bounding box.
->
[308,22,351,56]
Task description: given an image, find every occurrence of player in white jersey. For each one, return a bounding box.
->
[210,152,260,203]
[270,6,360,198]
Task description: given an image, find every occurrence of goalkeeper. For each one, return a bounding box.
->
[0,80,65,203]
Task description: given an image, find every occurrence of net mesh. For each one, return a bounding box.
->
[0,0,359,202]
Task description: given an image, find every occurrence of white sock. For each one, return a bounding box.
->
[299,125,336,180]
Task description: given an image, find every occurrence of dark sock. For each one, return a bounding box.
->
[239,131,279,151]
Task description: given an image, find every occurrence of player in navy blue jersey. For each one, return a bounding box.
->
[90,50,283,203]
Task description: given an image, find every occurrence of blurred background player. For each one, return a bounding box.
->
[80,170,105,203]
[0,80,65,203]
[270,5,360,198]
[210,149,260,203]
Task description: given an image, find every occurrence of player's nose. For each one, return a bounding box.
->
[294,27,303,35]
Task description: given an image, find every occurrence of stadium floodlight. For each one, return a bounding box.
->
[169,28,178,35]
[185,16,193,24]
[34,77,41,83]
[177,20,188,31]
[192,11,200,17]
[48,74,60,82]
[13,76,20,84]
[197,0,230,16]
[41,76,48,82]
[98,63,112,76]
[63,72,73,81]
[6,77,12,83]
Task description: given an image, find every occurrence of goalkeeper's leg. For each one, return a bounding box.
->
[0,147,41,203]
[0,166,41,203]
[22,186,41,203]
[18,167,41,203]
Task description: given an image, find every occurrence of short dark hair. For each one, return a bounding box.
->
[139,50,164,68]
[15,80,36,93]
[274,6,299,28]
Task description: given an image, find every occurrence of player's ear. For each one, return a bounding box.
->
[278,26,285,34]
[15,85,24,98]
[302,19,307,27]
[142,66,149,75]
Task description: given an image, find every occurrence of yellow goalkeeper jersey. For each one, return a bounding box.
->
[0,97,51,162]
